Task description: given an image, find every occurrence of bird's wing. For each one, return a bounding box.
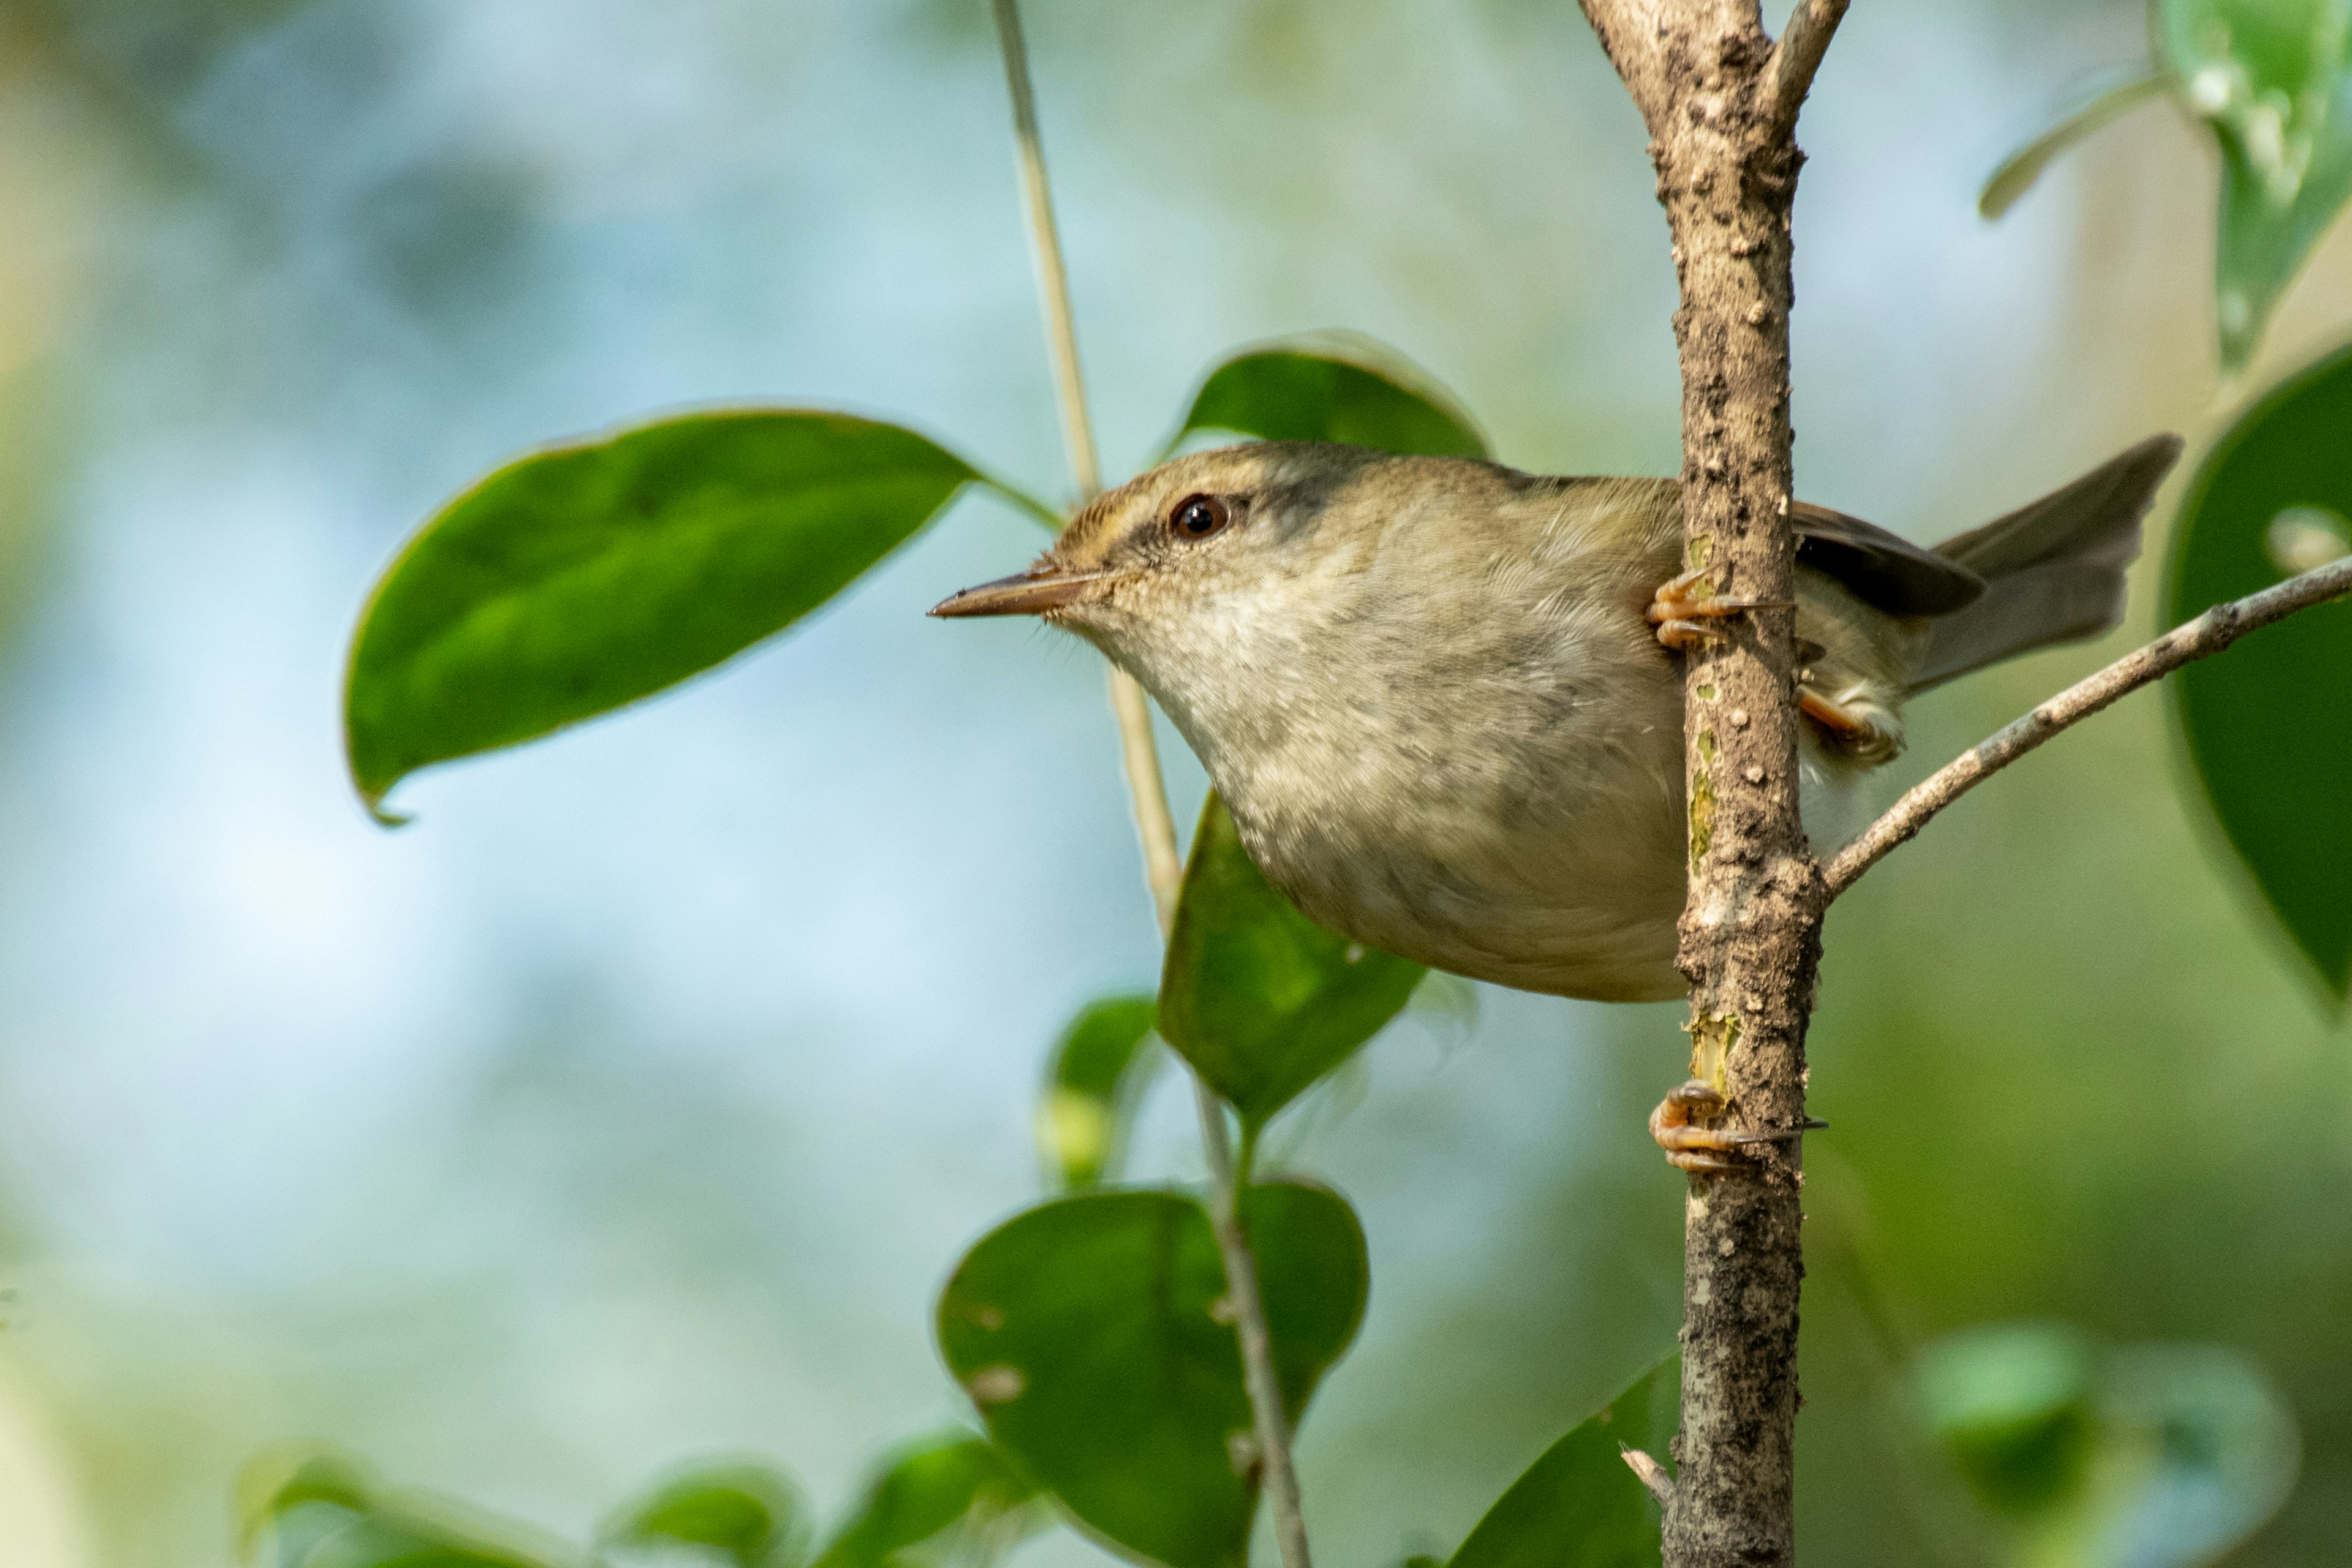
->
[1792,502,1985,616]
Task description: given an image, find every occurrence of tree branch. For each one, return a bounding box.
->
[989,9,1311,1566]
[1573,4,1837,1566]
[1823,554,2352,897]
[1763,0,1851,132]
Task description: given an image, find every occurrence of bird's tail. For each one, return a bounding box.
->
[1909,434,2184,692]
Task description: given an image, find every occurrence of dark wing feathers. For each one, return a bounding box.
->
[1793,503,1987,616]
[1791,435,2182,692]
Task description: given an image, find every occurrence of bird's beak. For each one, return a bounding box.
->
[929,564,1119,619]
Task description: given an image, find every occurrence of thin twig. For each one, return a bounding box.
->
[1823,553,2352,897]
[1623,1448,1678,1508]
[987,7,1312,1566]
[1764,0,1852,132]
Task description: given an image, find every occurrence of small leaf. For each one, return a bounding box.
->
[236,1449,564,1568]
[601,1462,805,1568]
[1159,795,1425,1132]
[238,1449,377,1560]
[1038,995,1161,1190]
[935,1183,1369,1568]
[345,410,981,818]
[809,1432,1039,1568]
[1911,1325,2299,1568]
[1169,336,1489,461]
[1979,67,2172,219]
[1448,1355,1678,1568]
[2157,0,2352,368]
[2165,339,2352,1003]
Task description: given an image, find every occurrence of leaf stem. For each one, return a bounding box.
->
[1193,1079,1311,1568]
[990,0,1101,500]
[987,9,1311,1566]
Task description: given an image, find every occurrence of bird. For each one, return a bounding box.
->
[932,434,2177,1014]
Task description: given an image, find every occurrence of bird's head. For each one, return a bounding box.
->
[929,442,1391,681]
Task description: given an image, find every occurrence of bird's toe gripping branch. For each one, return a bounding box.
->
[1647,567,1792,653]
[1649,1079,1826,1176]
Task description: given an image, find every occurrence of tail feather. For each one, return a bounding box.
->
[1910,434,2182,691]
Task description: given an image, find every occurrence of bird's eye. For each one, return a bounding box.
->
[1167,493,1231,541]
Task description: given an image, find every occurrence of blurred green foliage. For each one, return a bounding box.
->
[1983,0,2352,368]
[600,1463,807,1568]
[1912,1324,2298,1568]
[1037,995,1160,1190]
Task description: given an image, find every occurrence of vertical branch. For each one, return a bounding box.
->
[1573,3,1849,1566]
[986,8,1313,1567]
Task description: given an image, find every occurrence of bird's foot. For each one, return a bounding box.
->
[1796,681,1904,762]
[1649,1080,1825,1175]
[1647,568,1792,652]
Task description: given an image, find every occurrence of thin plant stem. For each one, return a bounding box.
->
[987,8,1313,1566]
[1823,551,2352,897]
[1194,1079,1312,1568]
[990,0,1100,499]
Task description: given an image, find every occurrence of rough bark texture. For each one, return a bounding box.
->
[1574,4,1845,1566]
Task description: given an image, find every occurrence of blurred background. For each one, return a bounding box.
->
[0,0,2344,1564]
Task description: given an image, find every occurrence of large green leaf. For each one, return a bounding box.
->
[2158,0,2352,369]
[1158,795,1425,1133]
[2165,341,2352,1003]
[600,1463,806,1568]
[935,1183,1369,1568]
[345,410,982,819]
[809,1431,1039,1568]
[1912,1324,2299,1568]
[1449,1356,1678,1568]
[1169,337,1489,461]
[1038,995,1161,1191]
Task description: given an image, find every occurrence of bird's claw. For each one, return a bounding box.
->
[1649,1079,1825,1176]
[1647,569,1792,652]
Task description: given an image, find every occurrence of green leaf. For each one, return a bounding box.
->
[809,1432,1039,1568]
[1979,67,2172,219]
[601,1463,806,1568]
[238,1450,378,1561]
[2157,0,2352,368]
[1169,336,1489,461]
[1038,995,1161,1191]
[1448,1355,1678,1568]
[2164,339,2352,1003]
[1911,1325,2299,1568]
[935,1183,1370,1568]
[344,410,980,819]
[1158,795,1426,1132]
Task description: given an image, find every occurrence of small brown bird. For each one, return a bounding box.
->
[933,437,2179,1005]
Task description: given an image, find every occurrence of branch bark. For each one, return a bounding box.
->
[989,8,1314,1567]
[1824,552,2352,896]
[1574,3,1847,1564]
